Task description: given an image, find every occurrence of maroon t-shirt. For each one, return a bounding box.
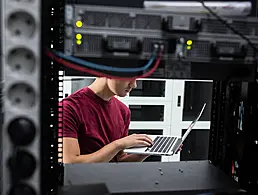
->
[61,87,130,158]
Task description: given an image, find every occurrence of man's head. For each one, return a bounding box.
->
[107,79,137,97]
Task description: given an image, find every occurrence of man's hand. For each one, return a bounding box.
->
[175,144,183,154]
[116,151,150,162]
[115,134,153,150]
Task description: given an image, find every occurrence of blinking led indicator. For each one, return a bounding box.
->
[76,20,83,28]
[76,33,82,40]
[186,40,193,50]
[76,33,82,45]
[187,40,193,46]
[76,40,82,45]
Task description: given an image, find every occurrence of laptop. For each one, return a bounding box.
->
[124,103,206,156]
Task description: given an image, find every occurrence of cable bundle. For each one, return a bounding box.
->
[46,47,163,80]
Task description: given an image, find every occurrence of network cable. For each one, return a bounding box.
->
[53,49,157,72]
[46,50,162,80]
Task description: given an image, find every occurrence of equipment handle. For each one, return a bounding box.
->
[210,44,247,58]
[102,39,142,54]
[162,19,201,34]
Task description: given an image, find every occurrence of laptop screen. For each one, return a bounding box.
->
[182,103,206,141]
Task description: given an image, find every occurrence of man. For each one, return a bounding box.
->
[62,77,153,163]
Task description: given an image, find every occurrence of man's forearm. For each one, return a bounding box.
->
[70,141,122,163]
[118,153,149,162]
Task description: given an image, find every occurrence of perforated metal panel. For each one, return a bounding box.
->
[107,13,133,28]
[187,41,210,58]
[83,11,106,27]
[247,44,258,57]
[135,14,162,30]
[231,21,256,36]
[75,34,102,54]
[201,19,228,34]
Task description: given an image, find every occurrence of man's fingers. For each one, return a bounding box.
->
[138,141,152,146]
[175,145,183,153]
[144,135,153,144]
[137,136,153,145]
[135,134,153,144]
[142,136,153,145]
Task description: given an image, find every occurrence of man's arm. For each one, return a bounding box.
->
[63,135,152,163]
[63,137,122,163]
[116,109,150,162]
[116,151,149,162]
[117,146,183,162]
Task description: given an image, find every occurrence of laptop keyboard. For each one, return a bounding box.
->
[147,136,177,153]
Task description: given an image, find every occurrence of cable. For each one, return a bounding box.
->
[198,0,257,53]
[46,50,162,80]
[53,50,157,72]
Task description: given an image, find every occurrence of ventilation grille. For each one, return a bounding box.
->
[231,21,256,36]
[135,14,161,30]
[187,41,210,58]
[107,13,133,28]
[83,11,133,28]
[201,19,228,34]
[75,34,102,54]
[247,44,258,57]
[83,11,106,27]
[201,19,258,37]
[83,11,161,30]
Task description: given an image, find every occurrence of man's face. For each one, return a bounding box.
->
[107,79,137,97]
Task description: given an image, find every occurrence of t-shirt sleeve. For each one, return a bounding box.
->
[61,100,81,139]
